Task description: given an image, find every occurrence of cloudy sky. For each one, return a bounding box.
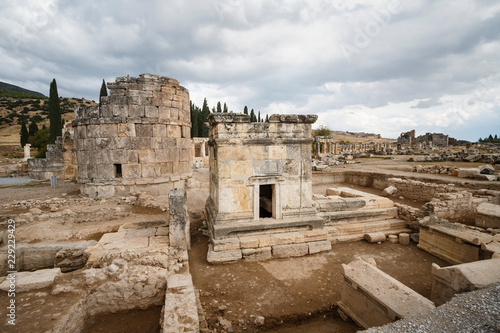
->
[1,0,499,141]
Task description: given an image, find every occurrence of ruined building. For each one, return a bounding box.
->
[73,74,192,197]
[205,113,327,262]
[397,130,449,148]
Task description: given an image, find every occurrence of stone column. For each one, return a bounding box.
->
[23,143,31,160]
[168,188,190,249]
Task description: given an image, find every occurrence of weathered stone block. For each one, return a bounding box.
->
[167,125,181,138]
[308,240,332,254]
[242,247,272,261]
[118,123,136,137]
[141,163,160,178]
[272,243,309,258]
[239,236,260,248]
[213,238,241,251]
[138,150,156,164]
[145,105,159,118]
[207,245,242,263]
[153,124,167,137]
[136,124,153,137]
[129,105,145,117]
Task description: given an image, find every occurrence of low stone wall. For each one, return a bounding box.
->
[431,258,500,306]
[387,177,455,202]
[338,257,435,329]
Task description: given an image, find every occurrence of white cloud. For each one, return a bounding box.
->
[0,0,498,141]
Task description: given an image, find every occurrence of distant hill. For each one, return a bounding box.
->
[0,81,46,98]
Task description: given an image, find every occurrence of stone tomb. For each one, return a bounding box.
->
[73,74,192,198]
[205,113,327,262]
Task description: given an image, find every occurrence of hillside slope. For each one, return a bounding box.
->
[0,81,45,97]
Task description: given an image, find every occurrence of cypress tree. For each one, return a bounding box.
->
[48,78,62,143]
[258,111,261,122]
[250,109,256,122]
[190,101,199,138]
[20,117,29,147]
[28,119,39,137]
[243,106,248,115]
[99,79,108,106]
[216,101,222,113]
[265,114,269,122]
[201,98,210,137]
[223,103,228,113]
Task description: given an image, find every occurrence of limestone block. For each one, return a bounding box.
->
[97,164,115,179]
[138,150,156,164]
[169,189,190,248]
[242,247,272,261]
[127,150,139,163]
[167,125,181,138]
[308,240,332,254]
[364,232,386,243]
[158,182,174,195]
[399,233,411,245]
[160,162,174,175]
[457,168,479,178]
[382,186,398,197]
[159,106,171,119]
[0,268,61,292]
[122,164,141,179]
[136,124,153,137]
[230,160,253,178]
[272,243,309,258]
[269,145,287,159]
[431,258,500,305]
[179,148,191,162]
[145,105,159,118]
[110,149,128,164]
[301,229,329,242]
[153,124,167,138]
[475,203,500,229]
[273,232,304,245]
[118,123,136,137]
[141,163,160,178]
[239,236,260,249]
[181,125,190,138]
[207,245,242,263]
[338,258,435,329]
[213,238,241,252]
[170,107,179,119]
[163,274,199,333]
[155,149,169,163]
[131,138,151,150]
[129,105,145,117]
[111,137,130,150]
[387,235,398,244]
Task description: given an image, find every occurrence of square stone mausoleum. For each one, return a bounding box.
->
[205,113,324,241]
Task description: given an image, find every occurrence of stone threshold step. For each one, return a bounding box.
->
[321,207,397,224]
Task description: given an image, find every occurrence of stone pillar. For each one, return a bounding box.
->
[23,144,31,160]
[168,188,190,249]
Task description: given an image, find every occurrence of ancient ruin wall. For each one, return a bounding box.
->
[73,74,192,197]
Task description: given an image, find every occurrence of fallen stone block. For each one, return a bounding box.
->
[272,243,309,258]
[457,168,479,178]
[239,235,260,249]
[381,186,398,197]
[364,232,386,243]
[399,233,410,245]
[338,258,435,329]
[475,202,500,229]
[0,268,61,292]
[479,164,495,175]
[308,240,332,254]
[207,245,242,263]
[387,235,398,244]
[431,258,500,306]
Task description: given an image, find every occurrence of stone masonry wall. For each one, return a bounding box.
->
[73,74,191,197]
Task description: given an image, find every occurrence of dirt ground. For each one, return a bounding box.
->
[0,158,488,332]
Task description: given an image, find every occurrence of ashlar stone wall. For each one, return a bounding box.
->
[73,74,192,197]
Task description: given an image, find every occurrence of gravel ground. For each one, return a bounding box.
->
[365,282,500,333]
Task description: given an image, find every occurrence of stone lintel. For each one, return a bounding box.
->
[268,114,318,124]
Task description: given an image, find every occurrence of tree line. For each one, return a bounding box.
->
[190,98,268,137]
[478,134,500,144]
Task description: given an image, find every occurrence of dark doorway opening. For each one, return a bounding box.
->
[259,184,273,218]
[114,164,122,178]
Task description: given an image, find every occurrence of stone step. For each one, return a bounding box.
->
[321,207,398,225]
[328,219,408,236]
